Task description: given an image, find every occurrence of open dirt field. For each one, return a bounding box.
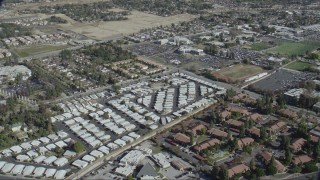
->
[57,10,197,40]
[212,64,265,83]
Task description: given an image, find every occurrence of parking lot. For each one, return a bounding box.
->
[249,69,315,93]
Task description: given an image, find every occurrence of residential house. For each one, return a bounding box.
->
[242,97,257,106]
[246,127,260,138]
[227,163,250,178]
[189,123,207,135]
[278,108,298,119]
[193,138,220,152]
[207,128,228,139]
[227,119,243,128]
[310,135,319,143]
[227,106,250,116]
[268,121,286,134]
[290,138,306,153]
[259,151,286,173]
[237,137,254,149]
[247,113,263,123]
[173,133,191,145]
[232,93,247,102]
[310,126,320,140]
[293,155,313,165]
[171,160,190,171]
[220,111,231,121]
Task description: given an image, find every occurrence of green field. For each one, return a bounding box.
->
[151,145,162,154]
[14,44,71,57]
[220,64,264,80]
[268,40,320,56]
[196,135,208,144]
[207,151,230,164]
[250,42,271,51]
[285,61,315,71]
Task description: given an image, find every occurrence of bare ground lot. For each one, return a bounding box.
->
[57,11,197,40]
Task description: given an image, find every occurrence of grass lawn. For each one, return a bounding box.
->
[207,151,230,164]
[151,145,162,154]
[14,44,71,57]
[219,64,264,80]
[285,61,315,71]
[250,42,271,51]
[196,135,208,144]
[268,40,320,56]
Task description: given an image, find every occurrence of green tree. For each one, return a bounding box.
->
[267,156,278,175]
[200,128,206,135]
[296,122,308,139]
[15,73,23,83]
[308,53,319,60]
[60,49,72,61]
[277,95,286,109]
[6,97,17,111]
[127,175,134,180]
[284,149,293,165]
[103,112,109,119]
[54,147,64,157]
[239,125,245,138]
[211,165,220,179]
[313,141,320,162]
[112,84,121,93]
[249,159,255,170]
[255,167,265,177]
[226,88,236,100]
[282,135,291,151]
[47,120,53,132]
[227,130,232,140]
[219,33,224,42]
[243,145,252,154]
[303,162,318,173]
[73,141,85,153]
[260,126,267,142]
[291,164,302,173]
[218,166,229,180]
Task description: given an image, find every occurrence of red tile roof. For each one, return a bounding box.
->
[293,155,313,165]
[173,133,191,144]
[207,128,228,138]
[228,164,250,178]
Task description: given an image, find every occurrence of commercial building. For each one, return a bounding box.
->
[119,150,145,166]
[114,165,135,177]
[0,65,32,82]
[136,163,159,179]
[152,153,170,168]
[284,88,304,104]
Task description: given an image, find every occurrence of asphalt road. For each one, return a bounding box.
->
[283,171,319,180]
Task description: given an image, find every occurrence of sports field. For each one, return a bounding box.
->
[267,40,320,56]
[213,64,265,83]
[285,61,315,71]
[14,44,71,57]
[250,42,271,51]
